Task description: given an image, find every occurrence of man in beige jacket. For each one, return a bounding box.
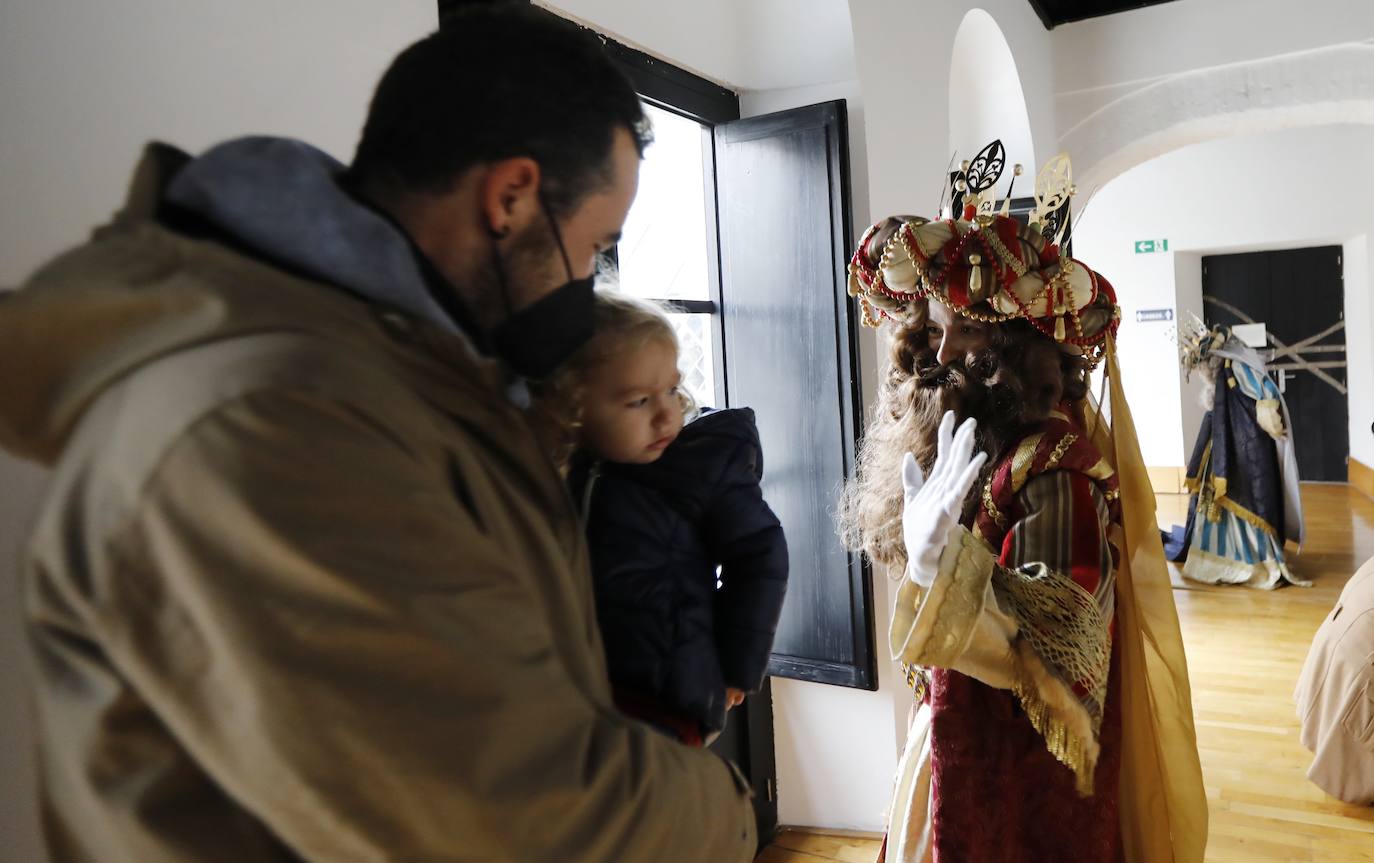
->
[0,6,756,861]
[1296,556,1374,804]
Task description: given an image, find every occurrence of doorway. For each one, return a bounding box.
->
[1201,246,1348,481]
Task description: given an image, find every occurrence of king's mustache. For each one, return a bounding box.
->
[915,356,973,389]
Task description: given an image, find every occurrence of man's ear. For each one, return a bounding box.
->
[479,157,542,239]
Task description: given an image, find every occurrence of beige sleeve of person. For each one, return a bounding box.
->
[101,389,756,863]
[890,527,1021,690]
[1305,670,1374,804]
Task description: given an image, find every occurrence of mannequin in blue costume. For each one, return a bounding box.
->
[1165,324,1306,588]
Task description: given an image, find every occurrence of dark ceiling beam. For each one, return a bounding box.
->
[1025,0,1057,30]
[1029,0,1181,29]
[438,0,528,24]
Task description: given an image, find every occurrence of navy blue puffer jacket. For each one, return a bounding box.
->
[570,408,788,734]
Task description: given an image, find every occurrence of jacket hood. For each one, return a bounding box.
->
[682,407,760,447]
[0,140,482,465]
[163,136,460,331]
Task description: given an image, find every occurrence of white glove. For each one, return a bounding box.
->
[902,411,989,587]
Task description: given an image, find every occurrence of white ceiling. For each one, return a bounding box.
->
[541,0,857,93]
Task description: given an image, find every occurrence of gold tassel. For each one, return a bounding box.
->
[1012,679,1097,797]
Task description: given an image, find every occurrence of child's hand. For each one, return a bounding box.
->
[726,687,746,710]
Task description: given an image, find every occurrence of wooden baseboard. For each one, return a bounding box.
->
[1146,466,1187,495]
[776,826,886,841]
[1352,458,1374,501]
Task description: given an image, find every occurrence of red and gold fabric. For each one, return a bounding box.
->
[888,409,1126,860]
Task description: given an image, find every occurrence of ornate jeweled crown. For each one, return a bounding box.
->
[1175,312,1229,379]
[847,143,1121,367]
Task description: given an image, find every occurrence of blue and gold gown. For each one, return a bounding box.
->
[1168,345,1306,588]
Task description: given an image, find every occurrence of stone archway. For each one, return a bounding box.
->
[1061,41,1374,193]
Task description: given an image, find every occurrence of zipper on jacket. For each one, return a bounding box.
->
[579,461,602,527]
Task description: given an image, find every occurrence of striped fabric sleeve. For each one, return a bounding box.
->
[994,471,1116,722]
[1001,471,1116,623]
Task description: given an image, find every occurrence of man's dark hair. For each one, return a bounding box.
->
[350,4,651,218]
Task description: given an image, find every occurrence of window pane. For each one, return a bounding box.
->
[619,104,711,301]
[669,313,716,408]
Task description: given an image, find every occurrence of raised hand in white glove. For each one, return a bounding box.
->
[902,411,989,587]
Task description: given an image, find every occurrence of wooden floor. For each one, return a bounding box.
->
[763,484,1374,862]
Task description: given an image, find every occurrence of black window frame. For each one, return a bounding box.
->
[601,41,739,410]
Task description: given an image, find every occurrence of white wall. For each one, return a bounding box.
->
[950,9,1037,177]
[0,2,437,859]
[0,0,436,286]
[1344,235,1374,468]
[850,0,1055,225]
[1051,1,1374,193]
[1174,252,1207,457]
[1072,123,1374,468]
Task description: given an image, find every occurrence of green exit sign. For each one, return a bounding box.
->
[1134,239,1170,254]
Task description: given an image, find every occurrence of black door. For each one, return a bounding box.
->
[714,101,874,693]
[706,100,869,844]
[1201,246,1348,481]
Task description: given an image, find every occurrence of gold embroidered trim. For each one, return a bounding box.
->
[1044,433,1079,472]
[1216,496,1279,537]
[1190,434,1275,534]
[901,663,930,702]
[982,226,1030,278]
[1084,457,1116,483]
[982,478,1007,528]
[1184,440,1212,494]
[1009,433,1045,495]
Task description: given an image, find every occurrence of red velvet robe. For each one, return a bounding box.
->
[929,411,1125,861]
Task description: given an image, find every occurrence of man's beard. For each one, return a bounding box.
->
[467,221,564,333]
[909,348,1036,476]
[838,322,1070,573]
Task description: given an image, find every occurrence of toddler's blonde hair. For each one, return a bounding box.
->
[530,285,697,470]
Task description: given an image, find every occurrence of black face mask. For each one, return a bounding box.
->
[489,198,596,380]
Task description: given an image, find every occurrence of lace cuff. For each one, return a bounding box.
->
[890,528,1019,688]
[889,526,1110,794]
